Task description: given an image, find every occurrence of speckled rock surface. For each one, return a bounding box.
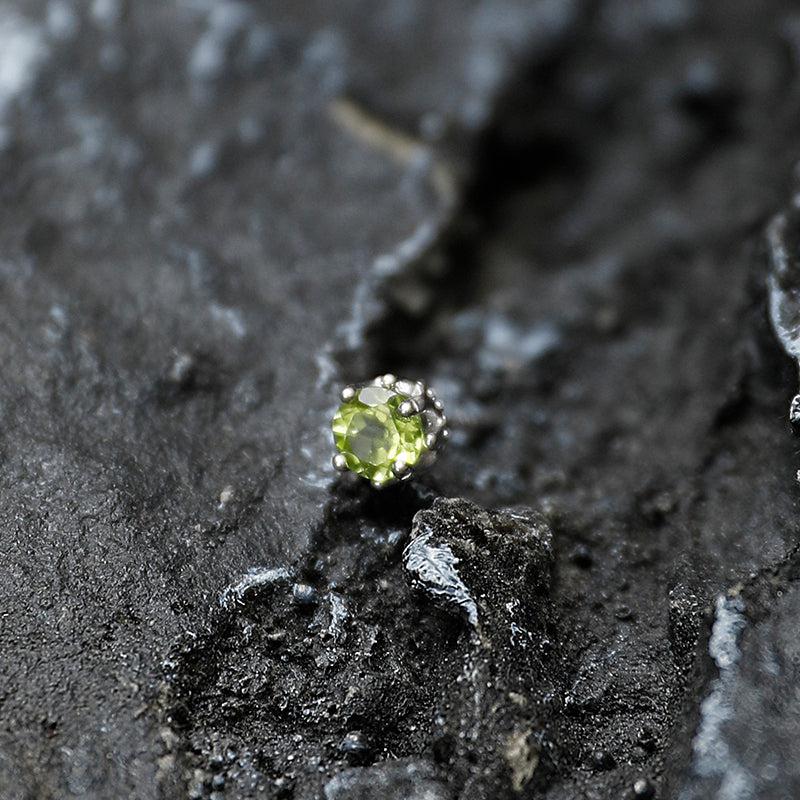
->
[164,497,556,798]
[2,0,800,798]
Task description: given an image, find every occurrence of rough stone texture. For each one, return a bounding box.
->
[165,497,555,798]
[3,0,800,799]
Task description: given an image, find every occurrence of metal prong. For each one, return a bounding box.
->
[394,379,425,400]
[398,399,419,417]
[424,433,437,449]
[421,409,444,434]
[371,477,388,489]
[433,399,444,411]
[440,428,450,441]
[341,385,356,402]
[332,453,348,472]
[380,373,397,388]
[392,456,410,478]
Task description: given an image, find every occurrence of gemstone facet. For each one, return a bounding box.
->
[332,386,426,486]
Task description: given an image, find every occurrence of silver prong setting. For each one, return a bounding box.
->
[333,374,448,487]
[392,456,410,478]
[398,399,420,418]
[395,379,426,402]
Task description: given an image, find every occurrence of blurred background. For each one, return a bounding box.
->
[1,1,799,799]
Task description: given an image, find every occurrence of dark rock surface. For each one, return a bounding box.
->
[2,1,800,799]
[165,498,555,798]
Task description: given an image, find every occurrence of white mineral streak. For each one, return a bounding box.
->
[684,594,753,800]
[0,6,46,116]
[404,518,479,627]
[219,566,292,609]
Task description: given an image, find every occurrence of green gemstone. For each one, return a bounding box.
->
[332,386,426,485]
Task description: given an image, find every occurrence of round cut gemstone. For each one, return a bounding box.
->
[332,386,426,485]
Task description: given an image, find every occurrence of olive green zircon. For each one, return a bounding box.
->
[332,386,426,485]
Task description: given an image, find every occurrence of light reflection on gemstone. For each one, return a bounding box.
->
[332,387,426,485]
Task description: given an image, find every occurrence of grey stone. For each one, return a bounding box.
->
[4,0,800,798]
